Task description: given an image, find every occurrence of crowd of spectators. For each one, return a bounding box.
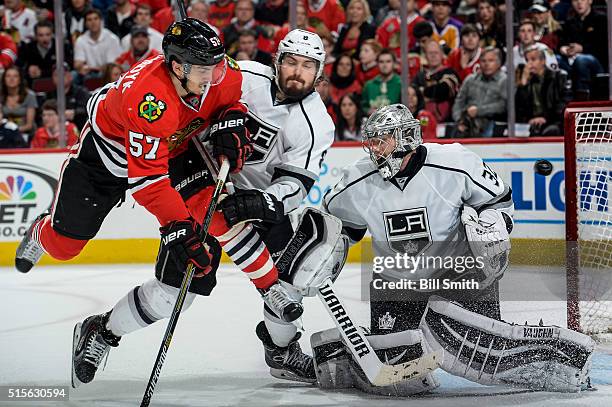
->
[0,0,609,148]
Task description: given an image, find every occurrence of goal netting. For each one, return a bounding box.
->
[565,102,612,337]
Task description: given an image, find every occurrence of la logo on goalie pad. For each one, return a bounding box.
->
[384,208,432,255]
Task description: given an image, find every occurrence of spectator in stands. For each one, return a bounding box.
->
[105,0,135,40]
[373,0,399,27]
[0,110,26,148]
[222,0,271,56]
[335,93,365,141]
[307,0,346,35]
[120,4,163,52]
[476,0,505,49]
[407,84,437,140]
[255,0,289,29]
[333,0,376,58]
[456,0,479,23]
[513,20,558,70]
[137,0,167,15]
[430,0,463,50]
[528,0,562,50]
[412,40,460,122]
[2,0,37,44]
[321,33,336,77]
[100,62,122,85]
[93,0,114,16]
[315,74,337,122]
[208,0,236,31]
[18,21,74,84]
[0,31,18,71]
[376,0,425,56]
[330,54,362,108]
[233,30,273,65]
[559,0,607,97]
[31,99,80,148]
[64,0,92,45]
[361,49,402,114]
[273,2,316,52]
[151,0,186,34]
[189,0,218,34]
[116,26,160,72]
[356,39,381,85]
[47,63,90,130]
[0,67,37,141]
[445,23,481,84]
[452,47,507,137]
[74,9,122,79]
[515,45,568,136]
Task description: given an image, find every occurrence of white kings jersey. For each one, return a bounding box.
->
[231,60,335,213]
[323,143,514,281]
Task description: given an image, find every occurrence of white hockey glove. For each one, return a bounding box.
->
[461,206,510,287]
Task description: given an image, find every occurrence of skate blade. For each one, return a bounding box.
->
[71,322,83,389]
[269,368,316,384]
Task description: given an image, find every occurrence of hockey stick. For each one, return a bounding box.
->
[140,158,230,407]
[176,0,187,20]
[317,278,443,387]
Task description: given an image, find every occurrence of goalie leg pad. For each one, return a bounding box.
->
[276,208,349,297]
[419,295,595,392]
[311,328,440,396]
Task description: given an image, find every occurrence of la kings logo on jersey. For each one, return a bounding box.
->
[245,112,279,164]
[383,208,432,255]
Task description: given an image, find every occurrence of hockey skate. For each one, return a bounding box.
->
[15,213,47,273]
[71,312,120,388]
[256,321,316,383]
[261,282,303,323]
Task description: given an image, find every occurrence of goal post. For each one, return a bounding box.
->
[564,101,612,336]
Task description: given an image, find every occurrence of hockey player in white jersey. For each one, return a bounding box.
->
[311,104,594,395]
[219,29,335,383]
[68,29,334,387]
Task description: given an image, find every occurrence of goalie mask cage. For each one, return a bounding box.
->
[564,101,612,337]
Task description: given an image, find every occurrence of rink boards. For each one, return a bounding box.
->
[0,138,590,266]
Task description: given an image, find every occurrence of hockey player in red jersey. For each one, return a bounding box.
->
[15,18,250,279]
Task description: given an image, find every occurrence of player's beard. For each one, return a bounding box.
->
[279,72,315,99]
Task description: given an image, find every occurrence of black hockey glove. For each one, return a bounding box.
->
[219,190,285,227]
[160,219,212,277]
[209,109,252,173]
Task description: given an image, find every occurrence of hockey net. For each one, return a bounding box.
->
[564,101,612,338]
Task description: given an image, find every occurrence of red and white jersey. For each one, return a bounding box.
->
[0,32,17,68]
[87,53,245,225]
[445,47,481,83]
[376,13,425,56]
[116,48,160,72]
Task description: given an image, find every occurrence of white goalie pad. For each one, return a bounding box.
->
[311,327,440,396]
[419,296,596,392]
[276,208,349,297]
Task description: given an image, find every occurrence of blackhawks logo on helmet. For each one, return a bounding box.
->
[139,93,166,123]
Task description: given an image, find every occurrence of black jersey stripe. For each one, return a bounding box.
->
[272,166,316,194]
[281,187,300,202]
[423,163,497,197]
[128,174,164,189]
[299,100,315,169]
[91,131,127,169]
[225,227,258,257]
[324,170,378,209]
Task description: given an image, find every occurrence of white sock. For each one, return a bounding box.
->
[264,309,297,347]
[106,278,195,336]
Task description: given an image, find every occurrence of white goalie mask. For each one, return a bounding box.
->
[362,104,423,180]
[275,29,326,95]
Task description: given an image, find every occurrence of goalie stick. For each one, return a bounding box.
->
[140,158,230,407]
[317,278,443,386]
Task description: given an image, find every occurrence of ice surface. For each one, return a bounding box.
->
[1,264,610,406]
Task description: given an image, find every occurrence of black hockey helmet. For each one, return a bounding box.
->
[163,18,225,67]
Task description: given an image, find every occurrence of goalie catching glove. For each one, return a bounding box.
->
[219,189,284,227]
[209,109,252,173]
[461,205,511,288]
[160,219,212,277]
